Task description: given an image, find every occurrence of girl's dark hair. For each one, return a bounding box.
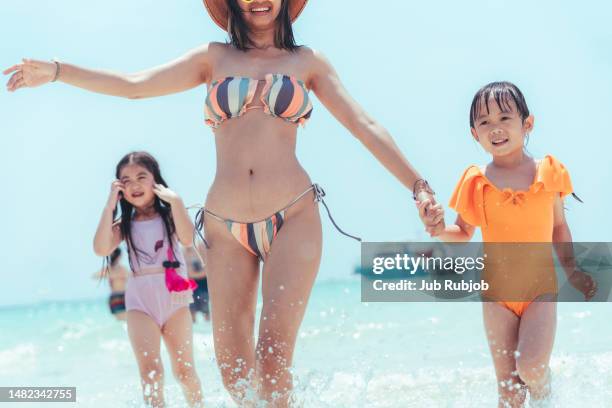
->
[108,151,178,273]
[469,81,530,128]
[227,0,300,51]
[109,247,122,267]
[469,82,583,204]
[99,247,123,281]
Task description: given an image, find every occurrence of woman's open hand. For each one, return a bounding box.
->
[4,58,57,92]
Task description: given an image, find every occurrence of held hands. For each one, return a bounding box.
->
[4,59,58,92]
[153,184,181,205]
[413,180,445,238]
[416,196,446,238]
[568,269,598,300]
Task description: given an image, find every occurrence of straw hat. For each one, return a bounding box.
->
[203,0,308,31]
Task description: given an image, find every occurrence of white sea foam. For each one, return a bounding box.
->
[1,281,611,406]
[0,344,37,376]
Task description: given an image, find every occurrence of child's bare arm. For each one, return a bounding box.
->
[416,200,474,242]
[552,195,596,299]
[553,195,577,274]
[169,200,194,248]
[436,215,475,242]
[152,184,193,247]
[93,182,123,256]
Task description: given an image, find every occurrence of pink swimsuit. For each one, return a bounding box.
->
[125,216,193,327]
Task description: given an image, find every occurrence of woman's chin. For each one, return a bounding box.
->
[245,18,276,31]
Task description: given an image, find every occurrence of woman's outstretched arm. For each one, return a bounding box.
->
[308,49,434,201]
[4,43,213,98]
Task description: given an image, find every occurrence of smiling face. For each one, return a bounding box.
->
[118,164,156,209]
[236,0,282,31]
[471,96,534,157]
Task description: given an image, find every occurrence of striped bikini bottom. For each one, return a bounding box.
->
[194,183,360,261]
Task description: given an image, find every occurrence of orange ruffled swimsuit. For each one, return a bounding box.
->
[449,155,573,316]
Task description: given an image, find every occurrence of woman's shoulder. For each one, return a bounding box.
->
[299,47,337,84]
[193,41,228,62]
[296,45,315,56]
[187,41,229,65]
[299,46,328,65]
[207,41,229,51]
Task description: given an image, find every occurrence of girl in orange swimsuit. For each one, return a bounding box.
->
[417,82,596,407]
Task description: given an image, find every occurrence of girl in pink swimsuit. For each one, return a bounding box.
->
[94,151,203,408]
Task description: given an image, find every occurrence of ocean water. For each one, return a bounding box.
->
[1,277,611,407]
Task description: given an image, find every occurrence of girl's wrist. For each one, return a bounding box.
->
[169,196,184,207]
[104,202,117,212]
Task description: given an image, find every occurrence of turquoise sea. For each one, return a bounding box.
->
[1,278,611,407]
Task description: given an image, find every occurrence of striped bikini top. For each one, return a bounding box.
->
[205,74,313,128]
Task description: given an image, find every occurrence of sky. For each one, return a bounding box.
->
[1,0,611,307]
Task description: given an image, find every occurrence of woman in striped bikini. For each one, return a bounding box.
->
[4,0,437,405]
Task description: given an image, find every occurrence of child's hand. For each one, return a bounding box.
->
[416,199,445,237]
[4,59,57,92]
[568,269,597,300]
[153,184,181,205]
[106,180,124,209]
[426,218,446,237]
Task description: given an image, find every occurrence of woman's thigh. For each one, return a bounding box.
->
[258,198,322,356]
[203,214,261,368]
